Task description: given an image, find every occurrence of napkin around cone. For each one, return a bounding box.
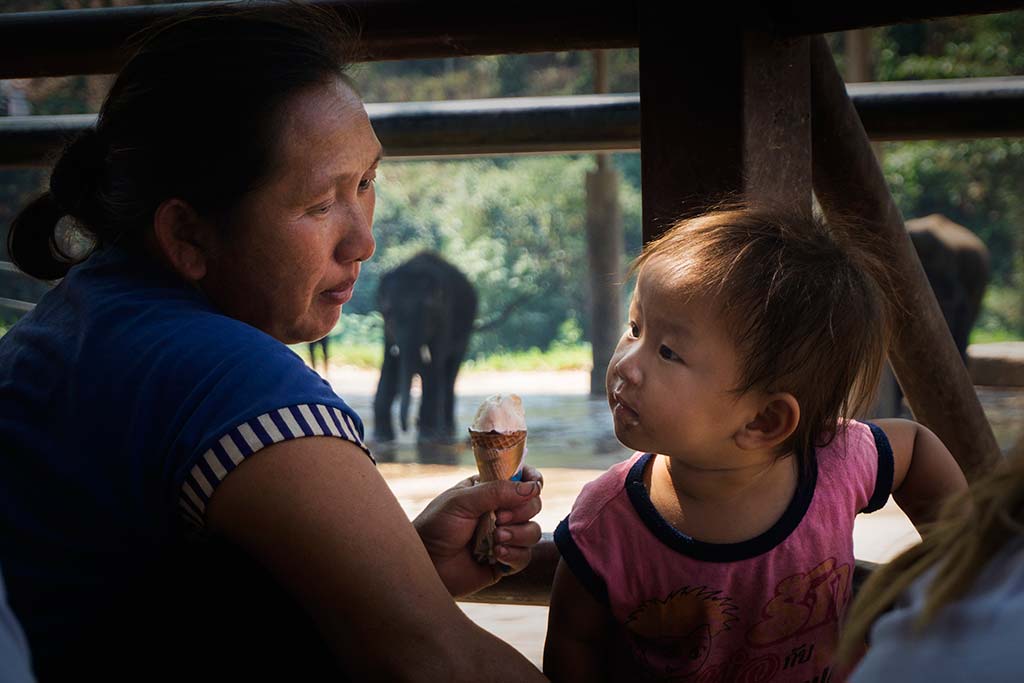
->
[470,429,527,563]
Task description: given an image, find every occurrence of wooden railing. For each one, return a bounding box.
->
[3,78,1024,168]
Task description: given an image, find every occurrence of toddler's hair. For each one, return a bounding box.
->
[633,204,895,470]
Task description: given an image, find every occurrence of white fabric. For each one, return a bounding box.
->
[851,535,1024,682]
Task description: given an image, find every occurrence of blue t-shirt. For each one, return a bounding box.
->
[0,246,369,679]
[0,566,34,683]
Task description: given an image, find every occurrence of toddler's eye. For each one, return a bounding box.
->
[659,344,681,362]
[628,321,640,338]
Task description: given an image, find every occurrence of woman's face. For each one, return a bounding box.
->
[201,78,382,344]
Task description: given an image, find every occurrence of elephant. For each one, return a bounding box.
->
[873,213,990,417]
[307,336,329,375]
[373,252,477,442]
[906,213,990,359]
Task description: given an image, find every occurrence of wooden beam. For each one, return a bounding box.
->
[461,536,558,606]
[4,78,1024,168]
[1,1,1018,79]
[809,35,1002,482]
[639,12,810,241]
[0,0,638,79]
[767,1,1024,36]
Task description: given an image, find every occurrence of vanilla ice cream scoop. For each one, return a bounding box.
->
[469,394,528,564]
[471,394,526,433]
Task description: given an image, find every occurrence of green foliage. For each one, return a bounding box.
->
[463,344,592,372]
[881,138,1024,285]
[348,155,642,355]
[876,14,1024,80]
[3,5,1023,356]
[972,285,1024,343]
[861,12,1024,339]
[354,49,638,103]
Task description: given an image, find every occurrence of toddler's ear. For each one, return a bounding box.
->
[735,393,800,451]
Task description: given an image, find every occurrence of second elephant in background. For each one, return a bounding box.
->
[373,252,477,442]
[907,213,990,359]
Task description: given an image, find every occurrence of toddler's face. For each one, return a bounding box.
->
[605,259,762,466]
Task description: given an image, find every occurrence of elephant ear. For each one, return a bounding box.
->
[377,279,394,315]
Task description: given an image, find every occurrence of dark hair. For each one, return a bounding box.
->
[632,204,895,472]
[8,1,357,280]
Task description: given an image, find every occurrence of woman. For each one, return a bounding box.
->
[840,442,1024,681]
[0,4,544,680]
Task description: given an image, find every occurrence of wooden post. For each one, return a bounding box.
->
[809,35,1001,481]
[639,14,810,240]
[844,28,899,419]
[585,50,624,396]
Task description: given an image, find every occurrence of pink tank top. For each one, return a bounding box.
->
[554,420,893,683]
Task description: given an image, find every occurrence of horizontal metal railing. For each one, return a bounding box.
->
[0,296,34,313]
[2,77,1022,168]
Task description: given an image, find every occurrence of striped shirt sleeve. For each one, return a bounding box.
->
[178,403,372,528]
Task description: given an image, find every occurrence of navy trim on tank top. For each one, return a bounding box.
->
[863,422,895,513]
[554,517,611,606]
[624,451,818,563]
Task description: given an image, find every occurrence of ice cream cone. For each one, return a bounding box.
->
[470,429,527,482]
[469,428,527,563]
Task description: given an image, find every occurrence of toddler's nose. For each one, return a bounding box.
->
[612,350,642,386]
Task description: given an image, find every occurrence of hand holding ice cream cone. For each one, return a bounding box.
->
[469,394,527,563]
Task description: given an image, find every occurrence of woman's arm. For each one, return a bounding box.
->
[544,559,613,682]
[874,418,968,529]
[206,436,546,682]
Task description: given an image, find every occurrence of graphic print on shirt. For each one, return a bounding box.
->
[747,557,852,648]
[625,585,738,680]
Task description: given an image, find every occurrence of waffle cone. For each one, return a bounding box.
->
[469,429,527,563]
[469,429,526,482]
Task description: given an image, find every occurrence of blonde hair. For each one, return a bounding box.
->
[632,204,895,471]
[839,445,1024,664]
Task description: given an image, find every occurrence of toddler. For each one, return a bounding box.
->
[544,206,968,683]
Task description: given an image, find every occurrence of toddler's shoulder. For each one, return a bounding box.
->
[816,419,894,514]
[817,419,884,464]
[567,452,646,536]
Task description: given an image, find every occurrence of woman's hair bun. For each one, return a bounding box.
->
[6,192,74,281]
[6,129,105,281]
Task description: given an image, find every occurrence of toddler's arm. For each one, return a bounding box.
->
[544,559,614,682]
[874,418,968,529]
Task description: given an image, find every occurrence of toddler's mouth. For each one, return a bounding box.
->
[612,393,640,427]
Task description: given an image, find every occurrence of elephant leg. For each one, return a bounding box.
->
[373,345,399,441]
[443,355,462,437]
[320,338,330,373]
[418,361,446,442]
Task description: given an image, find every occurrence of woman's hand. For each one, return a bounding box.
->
[414,465,544,597]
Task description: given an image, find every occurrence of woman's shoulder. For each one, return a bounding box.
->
[63,246,303,368]
[3,245,324,415]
